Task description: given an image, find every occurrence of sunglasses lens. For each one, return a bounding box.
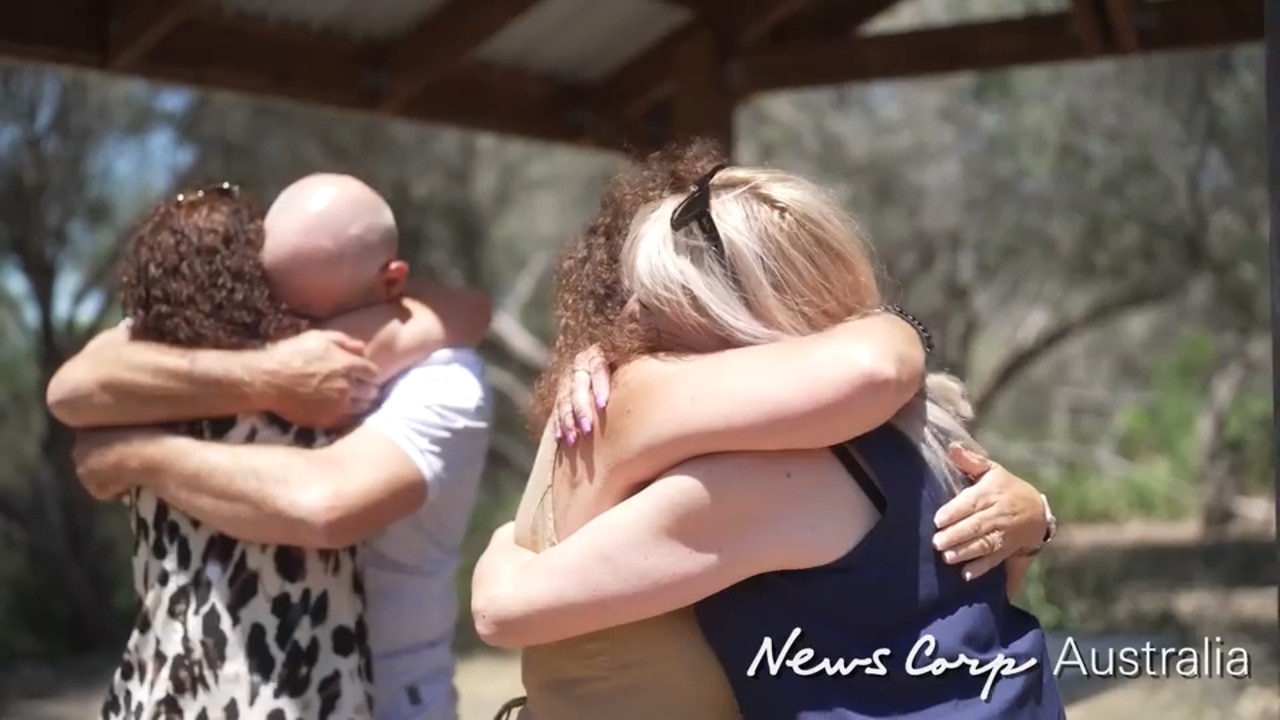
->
[175,182,240,206]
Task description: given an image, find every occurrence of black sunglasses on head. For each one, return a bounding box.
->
[670,163,731,268]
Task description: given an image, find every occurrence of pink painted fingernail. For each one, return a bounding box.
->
[595,392,607,409]
[580,417,592,434]
[565,430,576,446]
[553,426,562,441]
[943,551,956,563]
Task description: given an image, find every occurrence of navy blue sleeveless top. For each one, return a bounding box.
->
[695,425,1064,720]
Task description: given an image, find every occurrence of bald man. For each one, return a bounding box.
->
[49,174,493,720]
[263,173,407,318]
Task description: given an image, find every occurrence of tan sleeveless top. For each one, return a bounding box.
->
[510,426,739,720]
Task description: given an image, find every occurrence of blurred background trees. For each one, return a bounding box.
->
[0,35,1268,696]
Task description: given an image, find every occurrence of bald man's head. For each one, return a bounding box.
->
[262,173,407,318]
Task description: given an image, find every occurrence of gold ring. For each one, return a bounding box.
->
[989,530,1005,551]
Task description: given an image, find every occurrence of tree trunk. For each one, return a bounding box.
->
[970,283,1173,426]
[26,242,117,647]
[34,353,119,648]
[1199,336,1267,532]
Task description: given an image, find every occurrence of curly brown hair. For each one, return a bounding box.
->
[118,186,310,350]
[528,139,728,428]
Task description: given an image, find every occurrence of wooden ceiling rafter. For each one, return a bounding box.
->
[768,0,906,43]
[1102,0,1141,53]
[591,0,810,119]
[1067,0,1109,54]
[737,0,1262,94]
[0,0,1264,153]
[661,0,716,12]
[0,3,619,150]
[379,0,540,113]
[107,0,204,70]
[717,0,814,46]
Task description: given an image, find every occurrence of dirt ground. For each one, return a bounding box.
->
[4,519,1275,720]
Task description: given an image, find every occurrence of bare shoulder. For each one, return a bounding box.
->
[606,355,705,413]
[609,355,678,389]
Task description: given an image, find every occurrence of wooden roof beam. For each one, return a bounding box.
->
[769,0,907,42]
[661,0,716,11]
[107,0,204,70]
[1067,0,1108,54]
[720,0,813,45]
[379,0,540,113]
[593,0,809,120]
[738,0,1262,93]
[410,63,618,148]
[0,3,603,150]
[1102,0,1141,53]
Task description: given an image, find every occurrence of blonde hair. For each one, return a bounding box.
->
[620,166,980,494]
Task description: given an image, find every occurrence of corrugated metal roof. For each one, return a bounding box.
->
[475,0,692,82]
[214,0,455,40]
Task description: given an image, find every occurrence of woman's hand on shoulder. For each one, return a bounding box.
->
[552,345,612,445]
[930,445,1051,581]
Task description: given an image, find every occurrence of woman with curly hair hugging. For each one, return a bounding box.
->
[98,183,459,720]
[472,143,1061,720]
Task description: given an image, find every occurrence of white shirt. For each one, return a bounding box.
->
[360,348,492,720]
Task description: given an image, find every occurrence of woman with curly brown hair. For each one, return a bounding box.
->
[63,173,492,720]
[472,143,1058,720]
[98,183,471,720]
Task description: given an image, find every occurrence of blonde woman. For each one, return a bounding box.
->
[473,159,1063,720]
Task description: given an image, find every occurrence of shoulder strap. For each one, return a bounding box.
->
[830,442,888,514]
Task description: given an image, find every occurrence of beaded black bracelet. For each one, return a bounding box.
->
[879,305,934,355]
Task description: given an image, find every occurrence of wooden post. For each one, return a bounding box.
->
[670,26,736,158]
[1265,0,1280,517]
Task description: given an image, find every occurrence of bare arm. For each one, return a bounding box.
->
[402,279,493,348]
[473,451,852,648]
[325,282,491,381]
[75,426,424,548]
[593,311,925,495]
[71,359,490,546]
[45,283,490,429]
[473,450,819,640]
[46,322,278,427]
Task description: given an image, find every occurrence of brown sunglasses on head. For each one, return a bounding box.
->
[174,181,240,206]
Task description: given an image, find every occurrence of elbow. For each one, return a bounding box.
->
[471,591,531,649]
[471,568,544,648]
[292,487,368,550]
[293,459,423,549]
[847,341,924,407]
[45,366,96,427]
[472,612,520,649]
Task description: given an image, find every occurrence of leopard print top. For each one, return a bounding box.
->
[100,413,374,720]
